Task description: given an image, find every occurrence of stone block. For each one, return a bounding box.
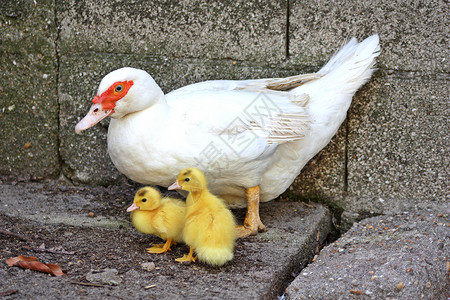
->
[345,72,449,220]
[285,211,449,299]
[289,0,449,73]
[0,0,55,55]
[0,0,59,178]
[56,0,287,63]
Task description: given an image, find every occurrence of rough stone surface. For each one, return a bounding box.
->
[86,268,123,286]
[56,0,287,64]
[289,0,449,73]
[285,210,450,300]
[341,72,449,226]
[0,0,59,178]
[0,181,332,299]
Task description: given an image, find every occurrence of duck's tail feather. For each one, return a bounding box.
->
[314,34,380,94]
[196,246,233,267]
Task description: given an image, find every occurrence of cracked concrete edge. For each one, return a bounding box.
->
[284,210,450,299]
[258,204,333,299]
[18,213,131,229]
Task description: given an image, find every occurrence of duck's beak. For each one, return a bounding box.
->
[168,181,182,190]
[75,103,114,134]
[126,203,140,212]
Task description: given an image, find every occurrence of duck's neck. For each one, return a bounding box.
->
[187,189,208,206]
[146,96,170,118]
[119,95,170,124]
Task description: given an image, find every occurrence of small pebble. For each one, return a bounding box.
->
[86,268,122,286]
[141,262,156,272]
[396,282,404,290]
[425,282,431,288]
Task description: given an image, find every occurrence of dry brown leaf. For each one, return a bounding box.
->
[6,255,65,276]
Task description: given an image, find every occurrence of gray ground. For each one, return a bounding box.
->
[0,180,332,299]
[286,211,449,299]
[1,180,447,299]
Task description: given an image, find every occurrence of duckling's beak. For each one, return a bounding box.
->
[126,203,140,212]
[168,181,182,190]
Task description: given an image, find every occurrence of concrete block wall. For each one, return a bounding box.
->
[1,0,448,226]
[0,0,59,179]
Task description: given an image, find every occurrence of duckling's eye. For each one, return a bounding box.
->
[184,178,190,182]
[114,84,123,93]
[141,198,147,202]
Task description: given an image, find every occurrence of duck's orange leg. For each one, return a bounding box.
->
[175,246,197,263]
[147,238,175,254]
[236,185,266,238]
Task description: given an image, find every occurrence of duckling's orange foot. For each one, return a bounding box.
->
[175,254,197,263]
[147,245,171,254]
[175,246,197,263]
[146,239,175,254]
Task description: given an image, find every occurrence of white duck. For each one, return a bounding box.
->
[75,35,380,237]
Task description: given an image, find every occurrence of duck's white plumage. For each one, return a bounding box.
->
[76,35,380,208]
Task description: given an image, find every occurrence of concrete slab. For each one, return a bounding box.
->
[289,0,449,73]
[0,181,332,299]
[343,72,449,226]
[285,210,449,299]
[0,0,59,178]
[56,0,287,63]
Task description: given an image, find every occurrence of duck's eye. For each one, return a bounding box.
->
[141,198,147,202]
[184,178,190,182]
[114,84,123,93]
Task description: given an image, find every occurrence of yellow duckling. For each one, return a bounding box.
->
[127,186,186,254]
[168,168,236,266]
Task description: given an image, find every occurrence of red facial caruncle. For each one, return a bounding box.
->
[74,80,134,134]
[93,80,134,110]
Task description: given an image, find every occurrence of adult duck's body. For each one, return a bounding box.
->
[76,35,380,236]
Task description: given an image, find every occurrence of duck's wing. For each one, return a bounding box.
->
[168,72,321,96]
[167,87,312,148]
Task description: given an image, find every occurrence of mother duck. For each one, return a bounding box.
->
[75,35,380,237]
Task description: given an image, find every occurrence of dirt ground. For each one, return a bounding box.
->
[0,180,332,299]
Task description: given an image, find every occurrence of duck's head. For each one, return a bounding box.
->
[126,186,162,212]
[75,67,164,134]
[168,168,207,193]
